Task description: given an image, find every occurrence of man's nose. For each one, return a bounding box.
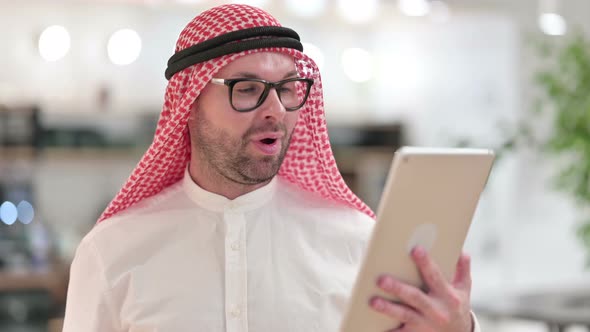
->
[258,88,286,120]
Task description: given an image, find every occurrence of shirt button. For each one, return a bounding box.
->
[231,307,241,318]
[230,242,239,251]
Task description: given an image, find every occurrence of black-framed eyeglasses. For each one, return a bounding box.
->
[210,77,314,112]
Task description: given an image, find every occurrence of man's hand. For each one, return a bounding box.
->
[369,246,473,332]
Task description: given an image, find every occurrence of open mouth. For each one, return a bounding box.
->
[253,136,281,155]
[260,138,277,145]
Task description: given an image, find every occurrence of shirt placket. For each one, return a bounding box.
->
[224,206,248,332]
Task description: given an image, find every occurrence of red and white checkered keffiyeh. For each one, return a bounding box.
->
[98,4,375,223]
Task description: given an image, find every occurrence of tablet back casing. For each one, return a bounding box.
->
[340,147,494,332]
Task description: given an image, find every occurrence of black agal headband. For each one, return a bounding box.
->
[165,26,303,80]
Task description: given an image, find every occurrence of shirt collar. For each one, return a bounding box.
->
[181,167,278,213]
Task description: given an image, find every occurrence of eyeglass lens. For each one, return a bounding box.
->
[231,79,309,111]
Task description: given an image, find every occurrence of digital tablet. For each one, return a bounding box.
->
[340,146,495,332]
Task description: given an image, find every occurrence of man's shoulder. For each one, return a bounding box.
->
[92,181,183,225]
[76,180,191,264]
[276,178,348,208]
[275,177,375,235]
[276,177,372,213]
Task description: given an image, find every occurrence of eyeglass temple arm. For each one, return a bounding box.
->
[211,78,226,85]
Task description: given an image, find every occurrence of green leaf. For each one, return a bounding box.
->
[532,30,590,268]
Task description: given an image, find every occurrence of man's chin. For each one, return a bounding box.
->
[237,161,281,184]
[236,147,287,183]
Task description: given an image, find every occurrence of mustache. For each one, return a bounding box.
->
[243,122,287,139]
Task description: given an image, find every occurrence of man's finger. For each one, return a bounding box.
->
[411,246,452,297]
[377,275,451,326]
[452,253,472,290]
[386,323,407,332]
[370,296,421,327]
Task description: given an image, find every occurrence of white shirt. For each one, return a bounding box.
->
[63,170,481,332]
[63,170,375,332]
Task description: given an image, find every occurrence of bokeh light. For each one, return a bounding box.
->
[539,13,567,36]
[1,201,18,225]
[107,29,142,65]
[285,0,327,18]
[398,0,431,17]
[38,25,71,61]
[17,201,35,224]
[337,0,379,24]
[341,47,373,83]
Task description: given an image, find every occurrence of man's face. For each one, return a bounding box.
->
[189,52,301,185]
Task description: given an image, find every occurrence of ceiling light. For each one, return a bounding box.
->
[107,29,142,66]
[38,25,71,62]
[337,0,379,24]
[341,48,373,83]
[398,0,431,17]
[539,13,566,36]
[285,0,326,18]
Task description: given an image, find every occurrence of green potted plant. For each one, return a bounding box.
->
[458,31,590,266]
[521,32,590,265]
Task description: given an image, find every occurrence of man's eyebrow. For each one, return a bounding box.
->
[230,70,299,79]
[232,72,259,79]
[282,70,298,79]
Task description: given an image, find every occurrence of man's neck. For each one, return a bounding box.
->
[187,160,271,200]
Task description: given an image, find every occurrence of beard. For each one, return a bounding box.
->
[192,114,293,186]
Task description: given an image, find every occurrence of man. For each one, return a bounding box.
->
[63,4,480,332]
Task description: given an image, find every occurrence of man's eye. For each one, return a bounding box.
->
[236,87,256,93]
[278,82,297,94]
[235,83,262,95]
[277,87,293,94]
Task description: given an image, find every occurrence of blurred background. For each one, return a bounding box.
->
[1,0,589,331]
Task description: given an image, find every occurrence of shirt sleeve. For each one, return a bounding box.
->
[62,238,121,332]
